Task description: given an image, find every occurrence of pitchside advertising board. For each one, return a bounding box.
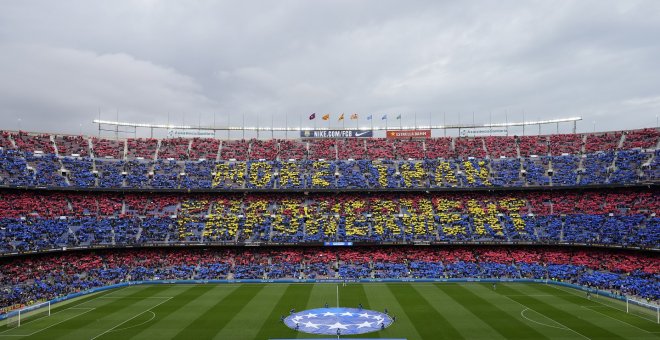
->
[386,129,431,139]
[300,130,373,138]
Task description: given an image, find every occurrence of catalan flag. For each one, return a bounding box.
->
[338,113,344,121]
[322,114,330,120]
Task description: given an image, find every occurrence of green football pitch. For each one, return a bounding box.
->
[1,283,658,339]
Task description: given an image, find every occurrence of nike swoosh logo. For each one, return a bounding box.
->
[355,131,370,137]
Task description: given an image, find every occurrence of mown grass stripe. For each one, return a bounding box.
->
[170,284,265,339]
[414,284,508,340]
[118,285,214,339]
[128,284,241,340]
[363,283,422,339]
[296,284,336,339]
[213,284,290,340]
[437,283,549,340]
[32,285,168,340]
[253,284,314,340]
[496,284,622,339]
[526,284,660,335]
[388,283,464,340]
[340,283,371,309]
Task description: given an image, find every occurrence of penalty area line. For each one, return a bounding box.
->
[89,297,172,340]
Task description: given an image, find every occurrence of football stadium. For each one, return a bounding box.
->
[2,1,660,339]
[0,124,658,339]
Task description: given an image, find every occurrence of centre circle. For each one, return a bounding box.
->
[283,307,393,335]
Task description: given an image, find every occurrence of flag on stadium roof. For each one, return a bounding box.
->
[382,114,387,120]
[367,115,372,120]
[322,113,330,120]
[309,113,316,120]
[396,114,401,119]
[350,113,358,120]
[338,113,344,121]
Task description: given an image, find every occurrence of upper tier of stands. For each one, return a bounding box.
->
[0,128,658,190]
[0,128,655,160]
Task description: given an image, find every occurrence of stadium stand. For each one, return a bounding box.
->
[0,246,657,313]
[0,127,658,317]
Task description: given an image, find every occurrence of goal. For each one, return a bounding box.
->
[627,297,660,324]
[5,301,51,328]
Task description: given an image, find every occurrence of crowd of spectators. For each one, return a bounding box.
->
[0,189,656,253]
[0,149,656,189]
[1,246,657,313]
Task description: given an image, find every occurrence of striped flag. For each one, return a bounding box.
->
[322,114,330,120]
[338,113,345,121]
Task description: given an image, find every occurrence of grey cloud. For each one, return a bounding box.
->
[0,0,659,137]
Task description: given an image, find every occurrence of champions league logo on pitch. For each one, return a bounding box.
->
[283,307,393,335]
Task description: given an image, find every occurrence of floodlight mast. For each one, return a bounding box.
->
[93,116,582,138]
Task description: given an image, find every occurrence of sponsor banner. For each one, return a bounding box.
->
[300,130,373,138]
[386,129,431,139]
[167,129,215,138]
[459,128,508,137]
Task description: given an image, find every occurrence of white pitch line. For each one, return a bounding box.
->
[0,308,96,337]
[581,306,652,333]
[496,291,591,340]
[520,308,570,331]
[0,306,95,335]
[89,297,172,340]
[547,285,659,325]
[109,311,156,332]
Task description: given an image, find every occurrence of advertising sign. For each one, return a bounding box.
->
[300,130,373,138]
[167,129,215,138]
[459,128,508,137]
[386,129,431,139]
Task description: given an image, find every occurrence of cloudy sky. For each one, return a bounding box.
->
[1,0,659,138]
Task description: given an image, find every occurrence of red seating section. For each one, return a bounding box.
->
[220,140,249,161]
[11,132,54,153]
[189,138,219,160]
[518,136,548,157]
[92,138,124,158]
[54,135,89,156]
[159,138,190,160]
[455,137,486,158]
[549,134,583,155]
[485,136,517,158]
[126,138,158,159]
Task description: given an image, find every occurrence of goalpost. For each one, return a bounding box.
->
[626,297,659,324]
[5,301,51,328]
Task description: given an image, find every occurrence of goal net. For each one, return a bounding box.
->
[627,298,660,324]
[5,301,51,328]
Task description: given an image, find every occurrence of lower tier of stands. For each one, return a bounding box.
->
[1,246,657,314]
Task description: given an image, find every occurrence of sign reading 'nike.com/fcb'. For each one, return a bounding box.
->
[300,130,374,138]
